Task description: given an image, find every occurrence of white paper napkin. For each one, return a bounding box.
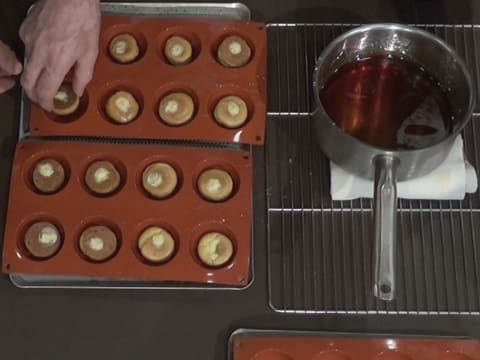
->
[330,136,478,200]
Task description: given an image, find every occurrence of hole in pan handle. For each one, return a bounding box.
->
[373,155,399,302]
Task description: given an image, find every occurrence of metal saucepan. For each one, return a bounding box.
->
[312,24,476,301]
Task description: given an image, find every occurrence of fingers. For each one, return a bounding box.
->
[22,43,77,111]
[33,55,77,111]
[0,41,22,94]
[72,48,97,97]
[20,43,47,102]
[0,68,16,77]
[18,5,38,45]
[18,18,30,45]
[0,41,22,76]
[0,78,16,94]
[33,70,62,111]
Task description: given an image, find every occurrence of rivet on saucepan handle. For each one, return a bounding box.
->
[373,155,399,301]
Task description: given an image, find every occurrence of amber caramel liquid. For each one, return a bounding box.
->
[319,55,453,150]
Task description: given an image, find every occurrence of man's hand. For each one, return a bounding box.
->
[0,41,22,94]
[19,0,100,111]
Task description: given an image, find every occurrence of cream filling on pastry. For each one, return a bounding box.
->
[38,162,55,177]
[170,44,185,57]
[147,171,163,187]
[206,178,222,194]
[152,233,165,249]
[89,236,104,251]
[164,100,179,114]
[227,101,240,117]
[228,41,242,55]
[38,226,58,246]
[94,167,110,183]
[113,40,127,54]
[54,90,69,103]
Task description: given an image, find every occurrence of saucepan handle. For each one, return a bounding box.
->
[373,155,399,301]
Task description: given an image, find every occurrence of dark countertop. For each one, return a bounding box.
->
[1,1,480,359]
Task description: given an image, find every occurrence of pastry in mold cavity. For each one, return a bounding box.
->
[85,160,121,195]
[164,35,193,65]
[79,225,118,262]
[24,221,61,259]
[109,34,140,63]
[32,158,66,194]
[138,226,176,263]
[197,168,233,202]
[158,92,195,126]
[197,232,233,267]
[142,162,178,199]
[52,83,79,116]
[217,35,251,67]
[214,95,248,128]
[105,90,139,124]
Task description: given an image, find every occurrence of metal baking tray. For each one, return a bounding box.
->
[10,2,254,290]
[17,2,251,140]
[11,273,255,290]
[228,329,478,360]
[101,2,250,19]
[228,328,474,343]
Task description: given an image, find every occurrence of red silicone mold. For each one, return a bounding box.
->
[231,334,480,360]
[2,140,252,286]
[28,16,267,145]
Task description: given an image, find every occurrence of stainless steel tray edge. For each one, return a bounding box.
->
[101,2,250,19]
[10,268,256,291]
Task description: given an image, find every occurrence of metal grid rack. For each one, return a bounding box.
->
[266,24,480,314]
